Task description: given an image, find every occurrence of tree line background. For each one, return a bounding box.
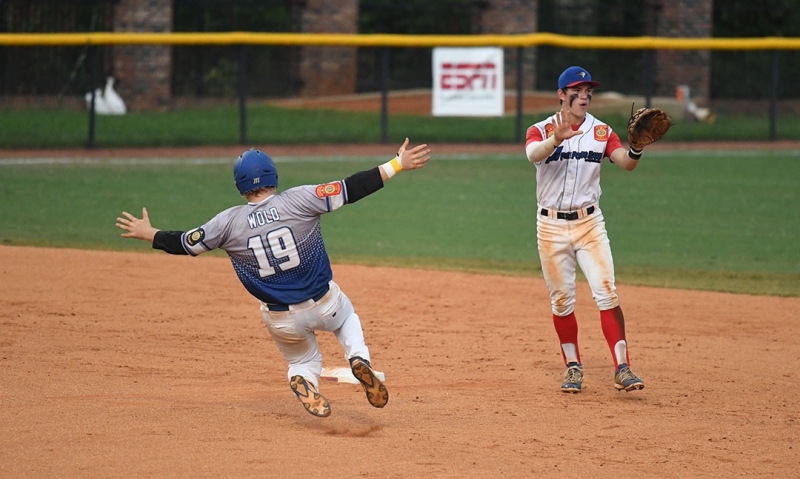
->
[0,0,798,100]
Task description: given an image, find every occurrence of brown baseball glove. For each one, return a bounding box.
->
[627,107,673,151]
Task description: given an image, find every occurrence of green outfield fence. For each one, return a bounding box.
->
[2,32,799,146]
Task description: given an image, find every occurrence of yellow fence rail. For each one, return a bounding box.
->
[1,32,800,50]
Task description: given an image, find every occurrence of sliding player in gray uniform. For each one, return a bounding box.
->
[116,139,431,417]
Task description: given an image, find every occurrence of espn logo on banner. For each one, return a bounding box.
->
[432,47,504,117]
[440,62,497,90]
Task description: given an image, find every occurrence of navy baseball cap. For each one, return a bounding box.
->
[558,66,601,90]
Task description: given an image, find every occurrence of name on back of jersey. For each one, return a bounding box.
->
[247,207,280,229]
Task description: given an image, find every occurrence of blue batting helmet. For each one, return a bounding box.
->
[233,149,278,195]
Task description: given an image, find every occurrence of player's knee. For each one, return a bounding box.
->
[595,293,620,311]
[551,302,575,317]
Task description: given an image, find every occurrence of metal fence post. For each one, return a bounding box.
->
[515,46,524,144]
[645,49,655,108]
[769,50,778,141]
[238,45,248,145]
[87,46,97,149]
[380,47,389,144]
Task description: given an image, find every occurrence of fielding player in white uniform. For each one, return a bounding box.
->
[116,139,431,417]
[525,66,646,393]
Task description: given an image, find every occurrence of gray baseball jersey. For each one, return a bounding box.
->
[179,181,348,305]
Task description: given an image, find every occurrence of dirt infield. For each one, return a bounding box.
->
[1,243,799,478]
[2,99,800,477]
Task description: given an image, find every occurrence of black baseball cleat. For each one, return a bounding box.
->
[349,356,389,408]
[290,375,331,417]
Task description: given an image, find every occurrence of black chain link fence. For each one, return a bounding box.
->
[0,0,115,97]
[1,0,799,102]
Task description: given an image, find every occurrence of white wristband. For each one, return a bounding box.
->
[380,156,403,179]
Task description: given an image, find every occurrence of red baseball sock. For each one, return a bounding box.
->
[553,312,580,365]
[600,306,630,368]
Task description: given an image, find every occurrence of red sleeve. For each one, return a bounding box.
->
[604,131,623,158]
[525,125,544,148]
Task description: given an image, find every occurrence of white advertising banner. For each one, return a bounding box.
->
[432,47,505,117]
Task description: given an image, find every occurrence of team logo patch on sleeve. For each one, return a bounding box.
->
[594,125,609,141]
[545,123,555,138]
[186,228,205,246]
[315,182,342,198]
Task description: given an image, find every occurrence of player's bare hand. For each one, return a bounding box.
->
[116,207,158,243]
[397,138,431,171]
[552,106,582,143]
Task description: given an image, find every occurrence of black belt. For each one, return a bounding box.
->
[266,284,330,312]
[540,206,595,221]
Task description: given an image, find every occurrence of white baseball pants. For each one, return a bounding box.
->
[537,208,621,316]
[259,280,370,388]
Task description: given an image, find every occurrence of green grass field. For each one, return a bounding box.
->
[1,148,798,297]
[2,104,800,148]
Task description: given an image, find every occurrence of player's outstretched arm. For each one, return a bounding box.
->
[341,139,431,204]
[116,207,159,244]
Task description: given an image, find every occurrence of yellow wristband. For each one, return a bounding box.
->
[390,156,403,173]
[380,156,403,179]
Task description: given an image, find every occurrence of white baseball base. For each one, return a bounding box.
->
[320,366,386,384]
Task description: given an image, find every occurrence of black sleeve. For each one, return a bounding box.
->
[152,230,189,255]
[343,167,384,204]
